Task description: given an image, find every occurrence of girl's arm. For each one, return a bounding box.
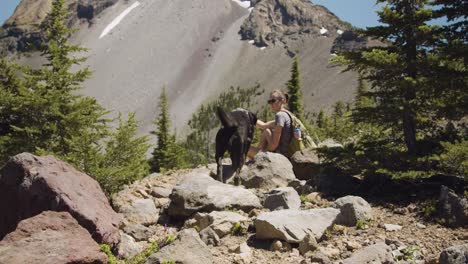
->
[256,120,275,130]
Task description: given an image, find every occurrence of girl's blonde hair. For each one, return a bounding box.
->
[270,89,289,104]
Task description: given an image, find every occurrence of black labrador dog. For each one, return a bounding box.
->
[215,107,257,184]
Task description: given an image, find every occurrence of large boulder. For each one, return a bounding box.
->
[0,211,107,264]
[255,208,340,243]
[167,172,262,219]
[332,195,373,226]
[290,149,321,181]
[0,153,121,244]
[437,186,468,227]
[146,228,213,264]
[239,152,297,190]
[341,242,394,264]
[264,187,301,211]
[439,244,468,264]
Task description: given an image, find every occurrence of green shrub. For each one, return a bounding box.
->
[356,219,366,230]
[231,222,247,236]
[422,200,437,219]
[100,244,119,264]
[436,140,468,179]
[126,241,159,264]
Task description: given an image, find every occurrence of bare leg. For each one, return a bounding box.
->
[247,129,273,159]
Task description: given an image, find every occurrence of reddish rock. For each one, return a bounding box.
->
[0,211,107,264]
[0,153,121,244]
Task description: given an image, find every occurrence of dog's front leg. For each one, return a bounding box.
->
[217,157,224,183]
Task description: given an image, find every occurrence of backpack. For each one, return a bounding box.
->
[282,110,317,157]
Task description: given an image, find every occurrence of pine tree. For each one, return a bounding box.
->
[96,113,150,195]
[286,55,304,119]
[334,0,440,154]
[151,86,172,172]
[429,0,467,120]
[1,0,109,163]
[0,59,23,163]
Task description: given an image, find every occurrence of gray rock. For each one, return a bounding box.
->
[437,186,468,227]
[264,187,301,211]
[0,211,107,264]
[299,233,318,255]
[119,198,159,226]
[318,139,343,148]
[200,227,221,246]
[341,242,394,264]
[439,244,468,264]
[117,232,143,258]
[332,195,373,226]
[305,251,332,264]
[239,152,297,190]
[151,186,172,198]
[146,229,212,264]
[0,153,121,244]
[167,172,262,219]
[384,224,402,232]
[123,224,155,241]
[190,211,248,238]
[255,208,340,243]
[290,149,321,181]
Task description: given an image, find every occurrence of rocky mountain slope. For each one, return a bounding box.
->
[1,0,360,137]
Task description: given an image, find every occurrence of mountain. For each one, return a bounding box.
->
[0,0,361,136]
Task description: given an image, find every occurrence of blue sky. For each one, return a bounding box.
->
[0,0,383,27]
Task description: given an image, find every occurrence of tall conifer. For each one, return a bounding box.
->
[335,0,440,154]
[286,55,304,119]
[151,86,172,172]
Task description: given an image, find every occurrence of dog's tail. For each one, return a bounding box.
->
[217,107,236,128]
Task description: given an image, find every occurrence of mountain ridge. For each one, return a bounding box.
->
[1,0,360,138]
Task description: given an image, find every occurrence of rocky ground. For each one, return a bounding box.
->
[110,152,467,264]
[1,152,466,264]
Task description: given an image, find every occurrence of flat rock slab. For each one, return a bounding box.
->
[255,208,340,243]
[146,228,213,264]
[341,242,394,264]
[0,211,107,264]
[167,172,262,219]
[0,153,121,244]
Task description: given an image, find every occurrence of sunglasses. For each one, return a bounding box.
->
[267,98,279,104]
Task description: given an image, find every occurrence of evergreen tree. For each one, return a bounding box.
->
[334,0,441,154]
[150,86,172,172]
[286,55,304,119]
[95,113,150,195]
[1,0,109,162]
[429,0,467,121]
[0,59,22,164]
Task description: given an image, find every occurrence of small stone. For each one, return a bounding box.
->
[345,240,361,251]
[237,242,251,255]
[318,246,340,259]
[416,223,426,229]
[270,240,283,252]
[393,207,408,215]
[384,224,403,231]
[299,233,318,255]
[248,208,262,218]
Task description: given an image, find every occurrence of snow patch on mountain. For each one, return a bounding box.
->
[99,1,141,39]
[231,0,250,9]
